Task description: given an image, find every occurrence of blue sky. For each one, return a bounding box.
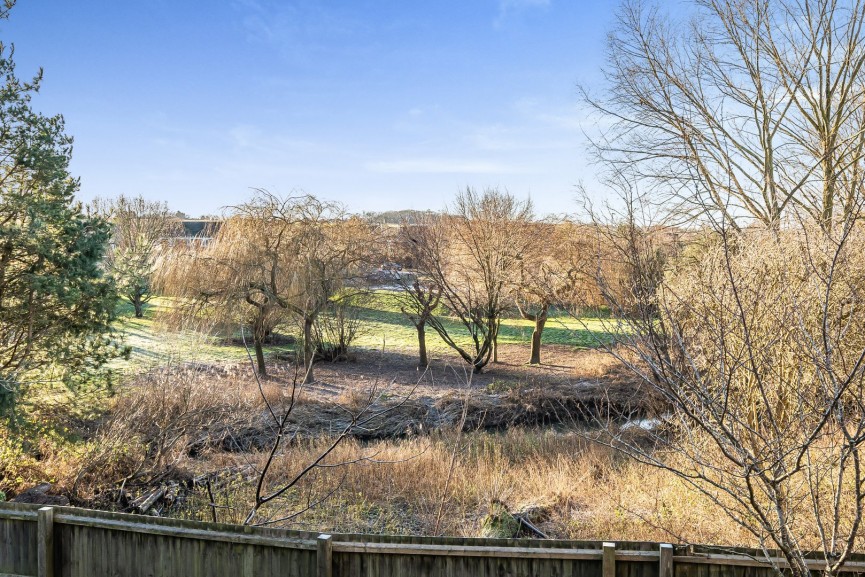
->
[4,0,618,216]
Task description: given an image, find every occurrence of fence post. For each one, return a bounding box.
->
[37,506,54,577]
[660,544,674,577]
[603,542,616,577]
[318,534,332,577]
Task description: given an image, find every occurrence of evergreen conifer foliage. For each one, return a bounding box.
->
[0,18,123,414]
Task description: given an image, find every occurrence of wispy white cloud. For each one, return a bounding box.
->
[495,0,551,27]
[500,0,551,9]
[511,97,595,132]
[365,158,524,175]
[226,123,323,153]
[466,124,520,151]
[534,111,583,131]
[232,0,372,65]
[228,124,261,148]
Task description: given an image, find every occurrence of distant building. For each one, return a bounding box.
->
[163,219,221,248]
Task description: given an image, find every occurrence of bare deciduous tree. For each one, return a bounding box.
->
[580,2,865,569]
[513,222,582,365]
[406,188,535,373]
[586,0,865,230]
[394,272,441,368]
[156,193,296,376]
[579,181,865,576]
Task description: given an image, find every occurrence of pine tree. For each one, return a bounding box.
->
[0,16,124,416]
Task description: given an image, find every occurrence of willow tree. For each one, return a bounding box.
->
[280,202,373,384]
[157,191,371,380]
[157,204,283,376]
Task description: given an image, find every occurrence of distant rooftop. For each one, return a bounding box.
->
[179,219,221,237]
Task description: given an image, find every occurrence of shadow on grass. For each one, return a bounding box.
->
[352,305,613,349]
[114,299,158,320]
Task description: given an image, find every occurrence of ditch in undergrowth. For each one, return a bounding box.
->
[8,343,694,542]
[53,345,676,537]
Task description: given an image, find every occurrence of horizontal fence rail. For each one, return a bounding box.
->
[1,502,864,577]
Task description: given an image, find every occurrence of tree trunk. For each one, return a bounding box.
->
[528,305,548,365]
[822,152,836,229]
[416,322,428,368]
[302,316,315,384]
[253,337,267,377]
[133,297,144,319]
[492,318,500,363]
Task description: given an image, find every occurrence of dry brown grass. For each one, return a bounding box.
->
[173,431,755,545]
[15,352,744,546]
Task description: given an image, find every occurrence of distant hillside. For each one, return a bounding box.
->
[361,209,439,225]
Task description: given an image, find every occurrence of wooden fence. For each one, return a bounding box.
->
[1,501,864,577]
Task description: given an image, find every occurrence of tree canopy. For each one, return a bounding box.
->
[0,26,123,416]
[93,195,181,319]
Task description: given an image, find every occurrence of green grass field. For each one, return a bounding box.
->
[112,298,297,373]
[350,291,610,351]
[112,291,612,373]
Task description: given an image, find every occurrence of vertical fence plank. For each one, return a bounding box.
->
[37,507,54,577]
[317,534,332,577]
[660,544,674,577]
[603,542,616,577]
[243,545,254,577]
[243,525,254,577]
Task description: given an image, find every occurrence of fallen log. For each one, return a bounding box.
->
[515,514,549,539]
[132,487,165,514]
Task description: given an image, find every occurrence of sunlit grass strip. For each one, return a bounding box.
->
[110,291,615,373]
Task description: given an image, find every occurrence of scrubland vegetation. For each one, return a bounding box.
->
[6,0,865,576]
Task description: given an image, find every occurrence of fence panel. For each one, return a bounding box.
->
[2,502,865,577]
[0,504,37,577]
